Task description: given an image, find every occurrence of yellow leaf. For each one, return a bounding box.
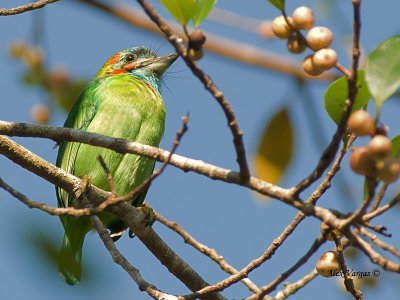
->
[253,107,294,186]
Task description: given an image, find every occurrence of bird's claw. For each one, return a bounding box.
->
[128,203,156,238]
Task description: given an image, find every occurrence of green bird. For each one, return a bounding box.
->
[56,47,177,285]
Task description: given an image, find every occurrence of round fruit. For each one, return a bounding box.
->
[368,135,392,159]
[271,15,294,39]
[292,6,315,30]
[377,157,400,183]
[316,251,341,277]
[188,48,203,61]
[320,222,342,241]
[302,55,324,76]
[312,48,338,70]
[347,110,375,136]
[349,147,375,176]
[189,29,206,50]
[287,34,307,54]
[306,26,333,50]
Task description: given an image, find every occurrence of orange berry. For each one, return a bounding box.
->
[271,16,294,39]
[189,29,206,50]
[316,251,341,277]
[287,34,307,54]
[292,6,315,30]
[349,147,375,176]
[377,157,400,183]
[312,48,337,70]
[306,26,333,50]
[368,135,392,159]
[347,110,375,136]
[302,55,324,76]
[188,48,203,61]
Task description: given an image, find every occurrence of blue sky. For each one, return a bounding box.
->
[0,0,399,299]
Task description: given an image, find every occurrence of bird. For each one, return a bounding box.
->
[55,46,178,285]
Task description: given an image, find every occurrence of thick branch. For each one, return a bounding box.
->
[88,211,174,299]
[0,121,289,200]
[0,135,225,300]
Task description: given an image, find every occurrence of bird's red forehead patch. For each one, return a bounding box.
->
[106,53,121,66]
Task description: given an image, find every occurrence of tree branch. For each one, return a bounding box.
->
[273,269,319,300]
[135,0,250,181]
[0,121,290,200]
[2,126,399,274]
[246,235,327,300]
[88,209,175,300]
[156,211,260,294]
[0,134,225,300]
[0,0,59,16]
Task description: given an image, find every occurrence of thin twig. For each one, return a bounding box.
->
[359,227,400,259]
[179,211,307,299]
[156,211,260,294]
[0,176,92,216]
[86,203,175,299]
[363,195,400,221]
[246,235,327,300]
[273,269,319,300]
[348,230,400,272]
[339,178,378,229]
[136,0,250,182]
[0,0,59,16]
[97,155,116,195]
[370,183,388,212]
[362,222,390,237]
[333,236,363,300]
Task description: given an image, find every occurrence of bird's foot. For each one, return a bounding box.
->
[77,175,91,198]
[128,203,156,238]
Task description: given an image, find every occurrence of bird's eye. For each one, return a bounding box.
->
[125,54,135,62]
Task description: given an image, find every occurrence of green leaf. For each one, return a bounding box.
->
[366,35,400,108]
[324,70,371,124]
[267,0,285,10]
[192,0,216,27]
[160,0,196,25]
[253,107,294,186]
[391,135,400,158]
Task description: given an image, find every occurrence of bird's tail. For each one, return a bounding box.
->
[58,233,84,285]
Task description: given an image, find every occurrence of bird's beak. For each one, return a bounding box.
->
[135,53,178,76]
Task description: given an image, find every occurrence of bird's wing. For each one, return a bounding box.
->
[56,81,100,208]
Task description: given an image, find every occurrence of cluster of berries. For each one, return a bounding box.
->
[271,6,337,76]
[348,110,400,183]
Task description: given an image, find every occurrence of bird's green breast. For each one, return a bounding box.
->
[70,74,165,198]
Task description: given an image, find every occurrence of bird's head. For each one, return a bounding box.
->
[96,47,178,90]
